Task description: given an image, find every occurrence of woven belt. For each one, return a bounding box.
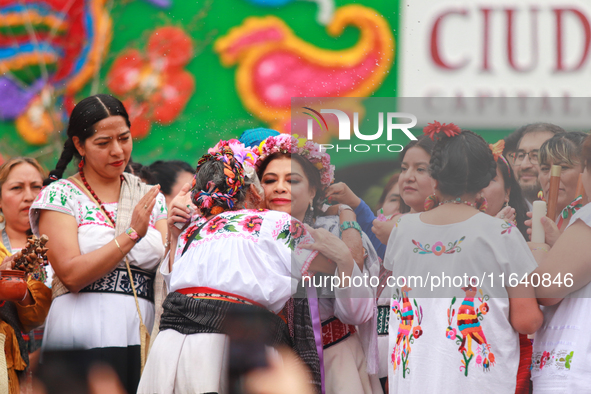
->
[377,305,390,336]
[321,316,356,349]
[79,267,155,302]
[176,287,265,309]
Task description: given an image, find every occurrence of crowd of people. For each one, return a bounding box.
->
[1,94,591,394]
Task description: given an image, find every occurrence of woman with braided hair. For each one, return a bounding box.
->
[138,140,356,394]
[384,124,542,393]
[30,94,168,394]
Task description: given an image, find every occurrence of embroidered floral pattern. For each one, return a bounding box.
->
[501,221,515,235]
[412,236,465,255]
[390,287,424,378]
[446,286,494,376]
[532,349,574,373]
[181,212,267,247]
[240,215,263,234]
[276,219,307,251]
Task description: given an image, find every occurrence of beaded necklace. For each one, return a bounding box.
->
[439,198,478,208]
[78,166,123,226]
[424,194,488,212]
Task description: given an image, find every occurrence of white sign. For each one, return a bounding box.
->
[400,0,591,98]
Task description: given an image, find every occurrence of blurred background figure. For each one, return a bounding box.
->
[538,131,589,230]
[509,123,564,206]
[0,157,51,381]
[148,160,194,207]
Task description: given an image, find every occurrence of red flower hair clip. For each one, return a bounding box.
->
[423,121,462,140]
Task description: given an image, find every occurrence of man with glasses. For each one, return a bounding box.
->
[509,123,565,206]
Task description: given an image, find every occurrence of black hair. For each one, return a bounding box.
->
[515,123,565,153]
[503,126,526,157]
[125,158,156,184]
[429,130,497,197]
[256,152,325,214]
[398,134,436,164]
[148,160,194,196]
[496,157,529,239]
[44,94,130,185]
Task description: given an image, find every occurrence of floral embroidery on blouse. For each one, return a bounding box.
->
[445,286,495,377]
[532,349,574,373]
[390,287,424,378]
[412,236,465,256]
[276,219,307,251]
[500,221,515,235]
[179,212,267,252]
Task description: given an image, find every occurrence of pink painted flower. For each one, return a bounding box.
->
[476,355,482,365]
[391,300,400,313]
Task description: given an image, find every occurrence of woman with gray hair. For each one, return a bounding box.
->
[138,140,355,394]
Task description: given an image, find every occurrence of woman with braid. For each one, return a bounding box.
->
[384,124,542,393]
[30,94,167,394]
[138,140,356,394]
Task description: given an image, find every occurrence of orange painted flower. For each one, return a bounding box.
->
[107,26,195,139]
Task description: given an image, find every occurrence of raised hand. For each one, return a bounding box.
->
[496,205,516,222]
[324,182,361,209]
[129,185,160,238]
[167,183,195,241]
[525,211,561,247]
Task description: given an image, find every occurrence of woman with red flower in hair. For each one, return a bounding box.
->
[385,125,542,393]
[256,134,381,394]
[139,140,356,394]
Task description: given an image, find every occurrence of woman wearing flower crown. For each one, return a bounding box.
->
[256,134,381,394]
[384,126,542,393]
[138,140,357,394]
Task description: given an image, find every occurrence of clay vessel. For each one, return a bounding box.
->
[0,270,27,302]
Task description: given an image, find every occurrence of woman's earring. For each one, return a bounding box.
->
[78,156,85,170]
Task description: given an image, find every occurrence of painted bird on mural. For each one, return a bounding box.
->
[457,285,494,364]
[214,4,394,135]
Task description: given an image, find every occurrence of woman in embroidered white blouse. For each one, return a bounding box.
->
[30,95,167,394]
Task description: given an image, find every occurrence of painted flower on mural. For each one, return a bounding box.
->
[107,26,195,139]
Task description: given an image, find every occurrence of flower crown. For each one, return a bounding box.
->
[256,133,335,188]
[208,139,259,179]
[423,121,462,140]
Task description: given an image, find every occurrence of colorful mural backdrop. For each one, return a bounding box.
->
[0,0,400,170]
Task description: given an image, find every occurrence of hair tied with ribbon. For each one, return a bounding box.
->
[423,121,462,140]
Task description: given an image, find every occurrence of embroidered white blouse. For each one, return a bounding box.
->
[163,209,318,314]
[531,203,591,393]
[29,179,167,350]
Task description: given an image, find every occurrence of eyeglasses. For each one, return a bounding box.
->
[509,150,539,165]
